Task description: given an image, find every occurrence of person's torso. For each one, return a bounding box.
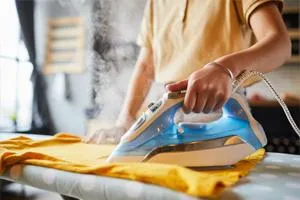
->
[151,0,254,83]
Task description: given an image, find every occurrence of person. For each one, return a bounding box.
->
[84,0,291,144]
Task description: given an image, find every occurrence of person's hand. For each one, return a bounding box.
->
[166,62,232,114]
[83,113,135,144]
[82,126,127,144]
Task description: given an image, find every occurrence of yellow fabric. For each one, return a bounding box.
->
[137,0,283,84]
[0,133,265,197]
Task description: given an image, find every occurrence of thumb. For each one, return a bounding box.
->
[166,79,188,92]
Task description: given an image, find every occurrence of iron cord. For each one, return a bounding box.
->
[232,70,300,138]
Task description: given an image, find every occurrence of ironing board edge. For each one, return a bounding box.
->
[0,164,198,200]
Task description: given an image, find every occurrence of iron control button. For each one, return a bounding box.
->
[150,100,162,112]
[147,102,155,108]
[133,113,146,131]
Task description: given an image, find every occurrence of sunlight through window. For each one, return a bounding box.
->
[0,0,33,132]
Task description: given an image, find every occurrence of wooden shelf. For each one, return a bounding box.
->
[284,6,300,13]
[43,17,85,75]
[250,102,299,107]
[288,56,300,63]
[48,17,83,26]
[289,30,300,39]
[250,100,300,107]
[249,93,300,107]
[44,64,85,74]
[284,3,300,64]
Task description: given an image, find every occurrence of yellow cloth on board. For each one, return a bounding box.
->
[0,133,265,198]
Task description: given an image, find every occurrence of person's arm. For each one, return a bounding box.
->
[167,3,291,114]
[84,47,154,144]
[215,3,291,77]
[116,47,155,129]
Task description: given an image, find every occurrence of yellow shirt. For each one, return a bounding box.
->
[0,133,265,198]
[137,0,283,83]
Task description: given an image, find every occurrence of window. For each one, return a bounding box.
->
[0,0,33,132]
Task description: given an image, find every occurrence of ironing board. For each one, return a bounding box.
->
[0,133,299,200]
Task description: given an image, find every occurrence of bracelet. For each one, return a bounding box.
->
[208,61,235,80]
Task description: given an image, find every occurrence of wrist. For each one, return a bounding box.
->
[213,57,241,78]
[208,61,234,80]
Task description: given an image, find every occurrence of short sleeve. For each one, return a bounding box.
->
[136,0,153,48]
[235,0,284,26]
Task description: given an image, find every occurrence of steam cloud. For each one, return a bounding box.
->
[90,0,153,125]
[51,0,162,127]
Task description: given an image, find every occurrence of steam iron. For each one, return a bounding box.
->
[107,91,268,167]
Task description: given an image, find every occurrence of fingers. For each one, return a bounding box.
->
[193,91,207,113]
[166,79,188,92]
[203,94,217,113]
[184,82,228,113]
[201,85,217,113]
[81,135,89,143]
[213,92,228,111]
[83,127,126,144]
[183,85,196,114]
[83,134,96,144]
[84,129,103,144]
[96,130,106,144]
[82,133,92,143]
